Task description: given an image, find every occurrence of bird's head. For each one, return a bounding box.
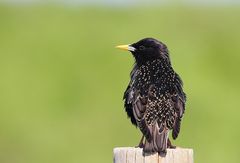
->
[116,38,170,64]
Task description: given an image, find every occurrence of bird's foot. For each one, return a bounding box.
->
[167,138,176,149]
[135,135,144,148]
[135,142,144,148]
[168,144,176,149]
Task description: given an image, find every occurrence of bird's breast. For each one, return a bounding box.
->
[132,60,175,95]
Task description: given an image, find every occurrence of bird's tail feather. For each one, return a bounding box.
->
[143,122,168,157]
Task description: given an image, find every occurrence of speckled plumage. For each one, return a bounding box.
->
[122,38,186,156]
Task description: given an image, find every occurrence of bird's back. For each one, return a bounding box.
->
[124,58,186,155]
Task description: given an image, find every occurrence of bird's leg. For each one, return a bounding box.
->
[167,138,176,149]
[136,135,144,148]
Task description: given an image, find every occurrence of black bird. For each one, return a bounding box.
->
[116,38,186,156]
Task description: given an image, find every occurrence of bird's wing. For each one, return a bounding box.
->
[131,74,186,141]
[123,85,137,126]
[132,85,175,153]
[123,64,138,126]
[172,72,186,139]
[131,85,171,140]
[132,90,150,140]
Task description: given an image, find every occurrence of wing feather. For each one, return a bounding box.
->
[172,73,186,139]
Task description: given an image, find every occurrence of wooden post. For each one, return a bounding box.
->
[113,147,193,163]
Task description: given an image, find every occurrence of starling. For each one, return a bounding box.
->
[116,38,186,156]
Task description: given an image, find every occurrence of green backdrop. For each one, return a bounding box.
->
[0,5,240,163]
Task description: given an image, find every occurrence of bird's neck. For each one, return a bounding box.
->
[136,57,171,67]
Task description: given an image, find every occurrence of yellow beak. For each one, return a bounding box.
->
[115,44,136,52]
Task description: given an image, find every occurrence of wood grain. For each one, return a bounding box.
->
[113,147,193,163]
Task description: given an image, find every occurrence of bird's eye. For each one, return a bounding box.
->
[139,45,145,50]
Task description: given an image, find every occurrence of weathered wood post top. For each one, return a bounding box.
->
[113,147,193,163]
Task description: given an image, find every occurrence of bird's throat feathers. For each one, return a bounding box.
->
[133,52,171,66]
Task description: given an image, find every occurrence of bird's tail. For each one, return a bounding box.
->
[143,122,168,157]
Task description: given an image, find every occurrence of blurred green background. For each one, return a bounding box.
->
[0,1,240,163]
